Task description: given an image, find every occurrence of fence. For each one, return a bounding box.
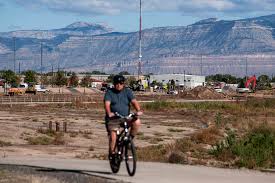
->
[0,94,100,104]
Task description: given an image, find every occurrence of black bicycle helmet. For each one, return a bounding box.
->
[113,75,125,84]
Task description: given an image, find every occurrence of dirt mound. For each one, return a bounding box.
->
[180,86,227,99]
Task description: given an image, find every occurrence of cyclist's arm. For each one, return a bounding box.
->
[105,101,115,117]
[131,99,142,113]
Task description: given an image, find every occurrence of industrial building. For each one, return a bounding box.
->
[150,74,205,89]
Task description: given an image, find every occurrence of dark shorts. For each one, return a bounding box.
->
[105,115,123,133]
[105,116,137,134]
[106,119,122,132]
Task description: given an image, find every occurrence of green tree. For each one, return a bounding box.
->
[24,70,37,84]
[257,75,271,90]
[40,75,50,85]
[0,70,19,86]
[54,71,67,87]
[127,76,137,89]
[80,75,91,94]
[238,78,245,88]
[206,74,240,84]
[119,71,130,75]
[68,72,79,87]
[92,70,107,75]
[106,74,115,83]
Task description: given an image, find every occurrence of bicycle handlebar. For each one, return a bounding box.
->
[115,112,136,119]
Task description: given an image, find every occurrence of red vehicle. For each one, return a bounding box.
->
[245,75,257,91]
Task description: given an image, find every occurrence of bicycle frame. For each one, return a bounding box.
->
[109,112,137,176]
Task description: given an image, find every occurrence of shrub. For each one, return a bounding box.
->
[27,136,52,145]
[232,125,275,168]
[215,112,222,127]
[0,140,12,147]
[27,133,65,145]
[137,138,194,163]
[210,125,275,169]
[191,127,221,145]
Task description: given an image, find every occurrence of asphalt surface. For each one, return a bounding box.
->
[0,155,274,183]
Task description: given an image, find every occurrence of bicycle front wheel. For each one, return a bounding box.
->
[125,140,137,176]
[109,140,121,174]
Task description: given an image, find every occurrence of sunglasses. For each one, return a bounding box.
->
[115,82,125,85]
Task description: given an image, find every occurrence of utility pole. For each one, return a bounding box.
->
[245,56,248,81]
[13,37,16,73]
[51,64,54,87]
[40,42,43,75]
[18,62,21,74]
[137,0,142,80]
[200,55,203,76]
[184,70,186,87]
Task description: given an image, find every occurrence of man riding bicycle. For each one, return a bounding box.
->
[104,75,143,159]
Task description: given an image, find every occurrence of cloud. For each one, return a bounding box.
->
[9,0,275,17]
[8,25,22,30]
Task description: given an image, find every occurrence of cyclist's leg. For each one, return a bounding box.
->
[130,118,141,137]
[109,130,117,154]
[107,121,120,154]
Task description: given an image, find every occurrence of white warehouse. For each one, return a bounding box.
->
[150,74,205,89]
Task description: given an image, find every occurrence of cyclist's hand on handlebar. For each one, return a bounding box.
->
[108,112,115,118]
[136,110,143,116]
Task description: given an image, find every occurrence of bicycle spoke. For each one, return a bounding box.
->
[125,141,137,176]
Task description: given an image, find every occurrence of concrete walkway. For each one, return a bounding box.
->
[0,155,274,183]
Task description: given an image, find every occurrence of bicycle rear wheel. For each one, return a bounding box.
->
[125,140,137,176]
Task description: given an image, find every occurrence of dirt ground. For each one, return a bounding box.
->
[0,93,210,160]
[0,89,274,169]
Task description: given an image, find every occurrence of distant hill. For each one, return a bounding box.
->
[0,15,275,76]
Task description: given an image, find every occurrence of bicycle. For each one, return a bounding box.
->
[108,112,137,176]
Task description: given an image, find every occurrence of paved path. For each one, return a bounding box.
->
[0,155,274,183]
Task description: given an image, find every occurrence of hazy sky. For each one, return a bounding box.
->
[0,0,274,33]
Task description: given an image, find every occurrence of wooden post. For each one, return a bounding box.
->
[49,121,52,131]
[56,122,60,132]
[63,122,67,133]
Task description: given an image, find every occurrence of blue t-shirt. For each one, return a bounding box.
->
[104,87,135,119]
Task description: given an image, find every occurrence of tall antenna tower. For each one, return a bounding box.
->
[13,37,16,73]
[137,0,142,79]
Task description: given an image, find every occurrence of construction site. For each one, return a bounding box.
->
[0,71,274,163]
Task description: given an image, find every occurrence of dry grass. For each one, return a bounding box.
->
[148,137,164,144]
[27,132,65,145]
[0,140,12,147]
[26,136,53,145]
[168,128,185,133]
[137,138,196,163]
[88,145,94,151]
[82,134,92,139]
[191,127,221,145]
[69,132,78,138]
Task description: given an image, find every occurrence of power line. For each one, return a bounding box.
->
[138,0,142,79]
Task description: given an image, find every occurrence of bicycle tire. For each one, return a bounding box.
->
[109,141,122,173]
[125,140,137,176]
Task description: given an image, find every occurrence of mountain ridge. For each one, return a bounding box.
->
[0,15,275,76]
